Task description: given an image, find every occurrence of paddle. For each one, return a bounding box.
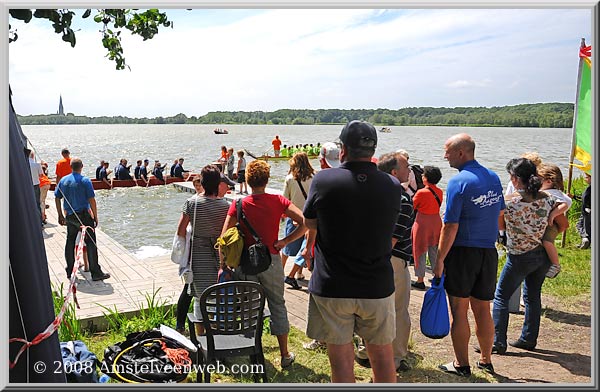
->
[244,148,259,160]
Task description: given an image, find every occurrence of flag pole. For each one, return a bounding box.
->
[561,38,586,248]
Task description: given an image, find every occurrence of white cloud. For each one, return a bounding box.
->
[8,8,592,116]
[446,79,492,89]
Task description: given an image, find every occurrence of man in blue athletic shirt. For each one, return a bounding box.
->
[303,120,402,383]
[434,133,505,377]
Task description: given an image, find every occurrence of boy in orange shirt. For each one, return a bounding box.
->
[55,148,71,184]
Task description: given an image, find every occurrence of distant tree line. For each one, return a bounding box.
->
[17,102,574,128]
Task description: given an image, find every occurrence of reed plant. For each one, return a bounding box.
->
[98,286,176,336]
[51,283,82,341]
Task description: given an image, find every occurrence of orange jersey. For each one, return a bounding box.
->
[56,158,72,179]
[272,138,282,150]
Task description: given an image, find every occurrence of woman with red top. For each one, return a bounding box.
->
[411,166,443,290]
[221,159,306,369]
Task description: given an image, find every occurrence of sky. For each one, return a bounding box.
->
[8,7,593,118]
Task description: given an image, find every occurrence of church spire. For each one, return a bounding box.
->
[58,95,64,116]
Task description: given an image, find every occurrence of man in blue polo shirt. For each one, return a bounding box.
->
[303,120,402,383]
[55,158,110,281]
[433,133,504,377]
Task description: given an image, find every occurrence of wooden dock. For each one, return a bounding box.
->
[45,186,429,334]
[44,192,184,331]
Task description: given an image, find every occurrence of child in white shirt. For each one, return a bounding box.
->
[538,163,572,278]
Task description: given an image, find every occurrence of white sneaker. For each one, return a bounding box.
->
[302,339,326,350]
[281,352,295,368]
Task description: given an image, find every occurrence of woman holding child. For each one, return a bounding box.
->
[492,158,563,354]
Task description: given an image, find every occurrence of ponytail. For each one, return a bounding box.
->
[526,173,542,197]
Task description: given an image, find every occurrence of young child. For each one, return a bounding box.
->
[538,163,571,278]
[226,147,235,182]
[236,150,247,194]
[573,172,591,249]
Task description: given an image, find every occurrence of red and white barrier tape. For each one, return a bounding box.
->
[9,225,91,369]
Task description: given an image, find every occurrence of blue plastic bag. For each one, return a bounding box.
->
[419,274,450,339]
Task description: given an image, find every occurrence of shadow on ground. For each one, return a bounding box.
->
[542,307,591,328]
[501,349,591,377]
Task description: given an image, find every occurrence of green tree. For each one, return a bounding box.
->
[9,9,172,70]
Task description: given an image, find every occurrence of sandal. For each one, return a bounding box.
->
[476,360,495,375]
[438,361,471,377]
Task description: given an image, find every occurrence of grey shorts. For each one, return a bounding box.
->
[306,293,395,345]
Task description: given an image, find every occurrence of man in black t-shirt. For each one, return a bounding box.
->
[303,120,402,383]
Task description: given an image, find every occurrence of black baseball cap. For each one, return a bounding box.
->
[339,120,377,150]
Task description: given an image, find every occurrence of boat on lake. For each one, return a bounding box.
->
[214,128,229,134]
[380,127,391,133]
[244,148,318,162]
[49,175,196,191]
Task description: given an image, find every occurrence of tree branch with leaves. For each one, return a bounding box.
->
[9,9,172,70]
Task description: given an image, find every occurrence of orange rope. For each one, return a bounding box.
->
[160,341,191,372]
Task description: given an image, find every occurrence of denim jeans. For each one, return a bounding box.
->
[492,247,550,348]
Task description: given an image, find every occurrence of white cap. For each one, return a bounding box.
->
[320,142,341,168]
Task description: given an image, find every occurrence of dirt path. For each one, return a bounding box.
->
[405,293,592,384]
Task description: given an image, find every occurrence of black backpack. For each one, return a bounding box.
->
[409,165,425,193]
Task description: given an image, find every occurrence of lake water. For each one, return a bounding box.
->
[23,124,575,258]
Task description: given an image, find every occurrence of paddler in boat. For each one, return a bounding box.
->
[173,157,191,180]
[116,159,133,180]
[140,159,150,185]
[152,160,168,183]
[99,161,112,189]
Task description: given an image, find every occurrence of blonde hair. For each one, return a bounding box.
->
[288,152,315,182]
[521,152,542,167]
[246,160,270,188]
[537,163,564,191]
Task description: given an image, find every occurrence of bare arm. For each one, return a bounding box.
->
[432,222,459,278]
[177,214,190,237]
[301,218,318,269]
[548,202,568,226]
[55,197,65,226]
[498,210,506,231]
[221,214,237,237]
[274,204,307,250]
[89,198,98,227]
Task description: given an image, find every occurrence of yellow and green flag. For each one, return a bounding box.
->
[570,43,592,174]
